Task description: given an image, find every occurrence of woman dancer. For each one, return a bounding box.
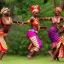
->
[40,7,64,61]
[0,7,22,60]
[22,5,47,59]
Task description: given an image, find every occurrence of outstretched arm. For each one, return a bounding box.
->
[39,17,52,21]
[19,20,31,26]
[40,26,47,29]
[13,20,23,24]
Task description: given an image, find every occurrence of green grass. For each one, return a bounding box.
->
[0,55,64,64]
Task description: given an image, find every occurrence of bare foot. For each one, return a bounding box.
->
[27,55,32,59]
[50,58,55,61]
[0,59,2,61]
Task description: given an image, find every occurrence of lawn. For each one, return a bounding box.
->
[0,55,64,64]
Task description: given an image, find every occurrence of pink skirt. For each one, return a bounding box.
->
[26,29,42,52]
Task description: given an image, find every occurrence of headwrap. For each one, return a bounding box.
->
[0,7,9,14]
[30,5,40,13]
[54,7,62,13]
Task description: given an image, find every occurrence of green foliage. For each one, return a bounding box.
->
[44,0,49,4]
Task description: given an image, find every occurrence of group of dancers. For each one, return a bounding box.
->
[0,5,64,61]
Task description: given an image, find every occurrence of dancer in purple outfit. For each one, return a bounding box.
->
[40,7,64,61]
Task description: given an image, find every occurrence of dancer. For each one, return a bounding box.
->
[21,5,47,59]
[0,7,22,60]
[40,7,63,61]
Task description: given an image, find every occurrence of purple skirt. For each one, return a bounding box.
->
[48,27,60,43]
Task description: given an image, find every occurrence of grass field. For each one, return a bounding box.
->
[0,55,64,64]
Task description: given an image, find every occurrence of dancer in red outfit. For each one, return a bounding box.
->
[20,5,47,59]
[0,7,22,60]
[0,29,7,61]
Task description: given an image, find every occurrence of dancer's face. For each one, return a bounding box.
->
[5,9,10,16]
[33,11,39,17]
[54,10,60,16]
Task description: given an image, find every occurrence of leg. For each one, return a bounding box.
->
[53,43,61,60]
[0,52,5,60]
[48,48,55,57]
[48,48,56,60]
[53,47,59,60]
[27,36,40,59]
[56,55,60,61]
[27,51,35,59]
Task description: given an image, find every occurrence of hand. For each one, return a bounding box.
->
[44,26,47,29]
[19,22,24,26]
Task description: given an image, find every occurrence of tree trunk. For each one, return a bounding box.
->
[54,0,57,7]
[61,0,64,10]
[54,0,61,7]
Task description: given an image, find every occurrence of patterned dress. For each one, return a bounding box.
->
[0,17,13,53]
[0,29,7,53]
[27,17,42,52]
[48,16,64,58]
[48,16,61,48]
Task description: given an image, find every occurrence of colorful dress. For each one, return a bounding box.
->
[48,16,61,49]
[26,17,42,52]
[48,27,60,48]
[0,17,13,33]
[0,29,7,53]
[57,25,64,58]
[0,17,13,53]
[58,36,64,58]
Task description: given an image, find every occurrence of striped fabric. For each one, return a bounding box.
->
[0,37,7,53]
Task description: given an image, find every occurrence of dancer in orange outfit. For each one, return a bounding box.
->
[54,25,64,59]
[20,5,47,59]
[0,7,22,60]
[0,29,7,60]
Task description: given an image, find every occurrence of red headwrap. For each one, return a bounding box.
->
[30,5,40,13]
